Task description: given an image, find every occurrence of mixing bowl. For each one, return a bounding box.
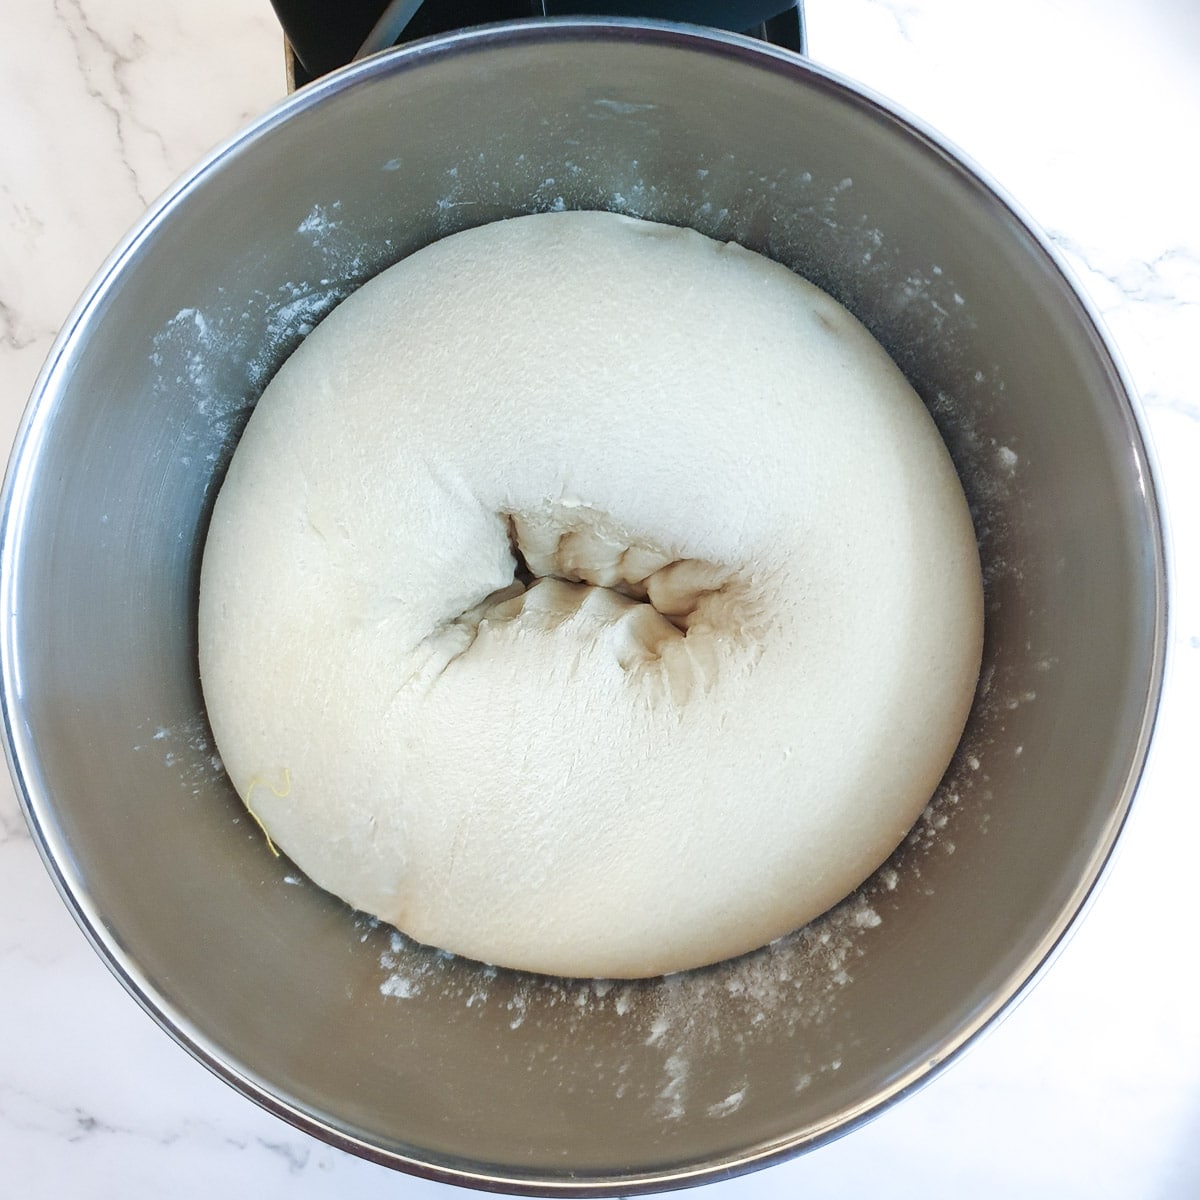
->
[0,19,1166,1195]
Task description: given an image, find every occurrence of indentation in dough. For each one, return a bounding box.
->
[401,503,749,703]
[508,508,676,600]
[645,559,730,629]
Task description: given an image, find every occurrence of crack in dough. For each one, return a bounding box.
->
[413,503,751,695]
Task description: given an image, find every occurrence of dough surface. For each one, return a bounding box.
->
[199,211,983,979]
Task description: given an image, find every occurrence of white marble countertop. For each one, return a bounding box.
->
[2,1,1198,1196]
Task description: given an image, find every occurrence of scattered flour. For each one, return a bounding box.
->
[657,1054,689,1121]
[360,883,895,1124]
[348,547,1045,1127]
[134,713,225,797]
[706,1088,747,1119]
[138,154,1048,1129]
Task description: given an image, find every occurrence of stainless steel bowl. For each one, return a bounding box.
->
[0,20,1166,1195]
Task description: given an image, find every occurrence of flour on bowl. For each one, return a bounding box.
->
[141,163,1041,1126]
[133,714,225,796]
[363,881,896,1122]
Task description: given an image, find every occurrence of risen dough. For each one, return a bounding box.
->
[199,211,982,979]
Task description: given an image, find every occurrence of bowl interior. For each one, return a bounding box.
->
[1,22,1164,1194]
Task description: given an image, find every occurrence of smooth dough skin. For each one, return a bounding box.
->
[199,210,983,979]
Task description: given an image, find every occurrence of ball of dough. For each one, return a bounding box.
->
[199,210,982,979]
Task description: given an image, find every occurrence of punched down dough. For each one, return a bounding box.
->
[199,210,983,979]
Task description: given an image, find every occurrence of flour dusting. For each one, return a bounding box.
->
[136,149,1047,1132]
[657,1054,689,1121]
[707,1087,747,1118]
[350,564,1040,1128]
[362,881,899,1123]
[134,714,225,797]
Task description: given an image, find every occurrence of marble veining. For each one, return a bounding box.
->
[54,0,160,207]
[2,0,1198,1196]
[0,804,30,845]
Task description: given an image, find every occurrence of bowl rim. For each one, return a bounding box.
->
[0,16,1171,1196]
